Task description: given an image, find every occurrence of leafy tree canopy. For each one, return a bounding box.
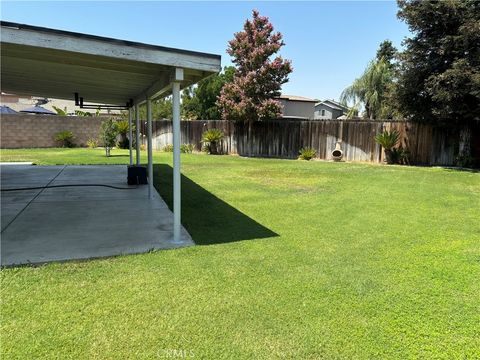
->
[217,10,293,122]
[181,66,235,120]
[341,57,396,120]
[396,0,480,126]
[100,118,118,156]
[376,40,398,67]
[137,98,173,120]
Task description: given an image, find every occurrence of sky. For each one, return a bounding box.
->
[1,1,411,101]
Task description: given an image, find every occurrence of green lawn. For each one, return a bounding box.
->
[1,148,479,359]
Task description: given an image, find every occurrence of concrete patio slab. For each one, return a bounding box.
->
[1,165,193,266]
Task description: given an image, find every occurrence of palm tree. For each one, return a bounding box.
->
[340,58,393,120]
[375,130,400,164]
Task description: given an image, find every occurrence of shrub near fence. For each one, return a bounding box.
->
[143,119,473,166]
[1,114,103,148]
[2,114,476,166]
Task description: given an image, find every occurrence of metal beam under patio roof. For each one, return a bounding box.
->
[0,21,221,106]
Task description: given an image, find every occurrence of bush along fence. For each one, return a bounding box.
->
[1,114,477,166]
[142,119,479,166]
[0,114,103,148]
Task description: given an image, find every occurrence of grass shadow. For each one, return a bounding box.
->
[153,164,279,245]
[441,166,479,173]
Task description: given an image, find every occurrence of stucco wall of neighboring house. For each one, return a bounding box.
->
[279,99,315,119]
[0,114,103,148]
[314,104,344,120]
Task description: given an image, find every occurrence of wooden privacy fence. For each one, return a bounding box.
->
[142,119,462,165]
[2,115,472,165]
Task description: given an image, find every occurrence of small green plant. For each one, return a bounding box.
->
[375,130,400,164]
[54,131,75,148]
[100,118,118,157]
[180,144,195,153]
[390,147,410,165]
[455,154,475,168]
[375,130,400,150]
[162,144,195,153]
[201,129,224,155]
[116,119,133,149]
[163,144,174,152]
[86,138,99,149]
[116,119,130,134]
[298,147,316,161]
[52,106,68,116]
[201,144,210,153]
[74,110,93,117]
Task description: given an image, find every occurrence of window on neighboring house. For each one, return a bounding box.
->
[321,109,325,116]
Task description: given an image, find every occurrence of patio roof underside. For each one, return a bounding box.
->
[0,22,221,105]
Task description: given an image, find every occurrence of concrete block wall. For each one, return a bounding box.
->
[1,114,104,148]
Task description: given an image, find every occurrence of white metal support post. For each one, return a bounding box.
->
[135,103,140,165]
[146,97,153,199]
[128,107,133,165]
[172,68,183,243]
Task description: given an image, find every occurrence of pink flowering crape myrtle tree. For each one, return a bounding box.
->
[217,10,293,122]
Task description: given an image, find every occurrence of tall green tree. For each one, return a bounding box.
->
[340,58,394,119]
[137,98,173,120]
[196,66,234,119]
[396,0,480,126]
[181,86,199,120]
[100,118,117,157]
[376,40,398,66]
[217,10,293,122]
[181,66,235,120]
